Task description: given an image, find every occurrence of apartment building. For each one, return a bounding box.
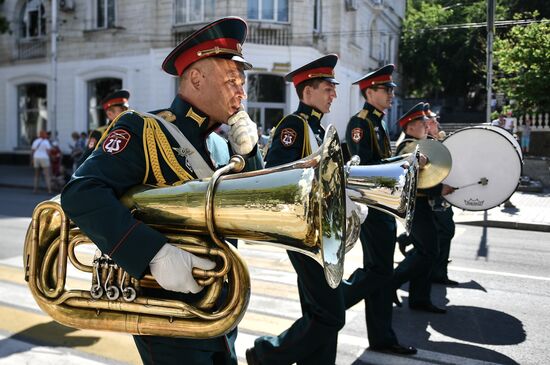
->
[0,0,404,158]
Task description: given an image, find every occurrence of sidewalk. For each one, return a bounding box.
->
[1,164,549,232]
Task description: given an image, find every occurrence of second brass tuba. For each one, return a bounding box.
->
[345,149,419,235]
[24,125,347,339]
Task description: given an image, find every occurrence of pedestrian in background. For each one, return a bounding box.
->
[30,130,52,194]
[69,131,85,173]
[521,118,531,153]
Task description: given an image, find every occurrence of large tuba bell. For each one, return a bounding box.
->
[23,125,347,339]
[345,148,419,235]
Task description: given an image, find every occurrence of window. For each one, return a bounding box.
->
[175,0,216,24]
[87,78,122,132]
[248,0,289,22]
[18,83,47,148]
[95,0,116,29]
[20,0,46,39]
[369,19,380,59]
[313,0,321,33]
[247,74,286,132]
[388,35,393,63]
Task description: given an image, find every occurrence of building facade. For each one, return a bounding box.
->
[0,0,404,158]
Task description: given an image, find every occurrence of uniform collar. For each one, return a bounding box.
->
[363,102,385,123]
[170,95,220,137]
[296,101,324,130]
[404,133,419,140]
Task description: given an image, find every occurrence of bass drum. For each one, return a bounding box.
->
[472,125,523,159]
[442,126,523,211]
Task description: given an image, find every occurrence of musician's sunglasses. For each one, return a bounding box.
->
[372,86,394,95]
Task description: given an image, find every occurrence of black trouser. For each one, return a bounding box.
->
[133,330,237,365]
[252,251,346,365]
[342,210,398,348]
[432,207,455,280]
[133,278,238,365]
[392,198,439,306]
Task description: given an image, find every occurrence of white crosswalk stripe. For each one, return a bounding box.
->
[0,245,506,365]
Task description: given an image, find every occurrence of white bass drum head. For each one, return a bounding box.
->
[442,127,523,211]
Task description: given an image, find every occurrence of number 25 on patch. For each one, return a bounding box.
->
[103,130,131,155]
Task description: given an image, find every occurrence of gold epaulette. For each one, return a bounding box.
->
[358,109,368,120]
[156,110,176,123]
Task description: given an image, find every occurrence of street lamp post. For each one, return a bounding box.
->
[50,0,58,140]
[486,0,496,124]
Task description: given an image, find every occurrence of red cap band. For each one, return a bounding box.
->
[358,74,393,91]
[103,97,128,111]
[399,111,425,127]
[174,38,241,75]
[292,67,335,86]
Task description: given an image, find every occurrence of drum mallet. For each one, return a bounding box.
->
[454,177,489,190]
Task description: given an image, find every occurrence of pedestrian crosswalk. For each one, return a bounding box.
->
[0,240,369,365]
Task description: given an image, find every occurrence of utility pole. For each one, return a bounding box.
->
[50,0,58,140]
[486,0,496,124]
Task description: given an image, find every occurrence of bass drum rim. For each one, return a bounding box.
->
[473,124,523,159]
[442,126,523,211]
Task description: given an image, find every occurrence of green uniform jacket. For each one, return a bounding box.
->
[61,96,262,351]
[79,125,108,165]
[62,96,261,279]
[345,102,392,165]
[264,102,325,167]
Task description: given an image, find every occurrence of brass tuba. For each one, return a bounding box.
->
[345,148,419,235]
[23,125,347,339]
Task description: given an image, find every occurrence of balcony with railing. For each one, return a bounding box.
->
[247,22,292,46]
[172,22,292,47]
[16,38,47,60]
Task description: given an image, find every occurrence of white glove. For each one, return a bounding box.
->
[149,243,216,294]
[227,110,259,155]
[344,190,368,252]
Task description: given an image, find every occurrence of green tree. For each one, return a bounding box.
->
[399,0,534,105]
[399,0,505,99]
[494,19,550,113]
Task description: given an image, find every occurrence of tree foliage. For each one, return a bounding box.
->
[399,0,549,112]
[400,0,504,99]
[494,19,550,113]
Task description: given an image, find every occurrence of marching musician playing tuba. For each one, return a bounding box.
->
[246,54,365,365]
[342,64,417,356]
[61,17,263,365]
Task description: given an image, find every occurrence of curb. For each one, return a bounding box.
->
[0,183,33,190]
[456,220,550,233]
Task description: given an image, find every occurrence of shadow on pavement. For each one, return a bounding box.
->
[456,279,487,293]
[391,284,524,365]
[0,321,99,359]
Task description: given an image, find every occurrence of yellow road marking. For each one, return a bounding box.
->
[0,305,140,364]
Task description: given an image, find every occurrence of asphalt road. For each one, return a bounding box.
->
[0,187,549,365]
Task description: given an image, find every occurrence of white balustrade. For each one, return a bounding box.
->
[514,113,550,132]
